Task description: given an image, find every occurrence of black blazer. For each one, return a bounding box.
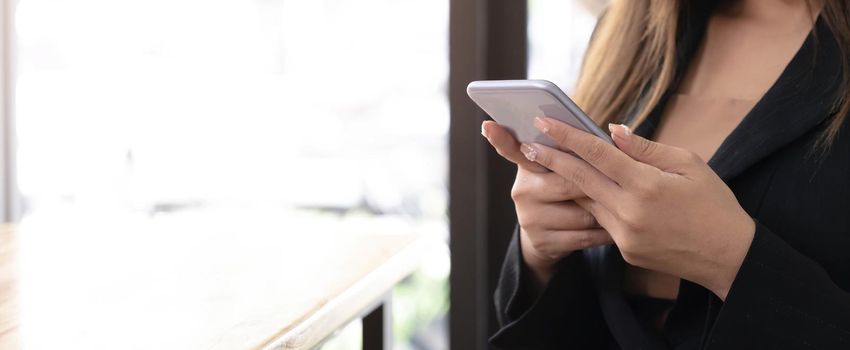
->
[490,7,850,350]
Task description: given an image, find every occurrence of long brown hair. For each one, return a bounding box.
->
[573,0,850,150]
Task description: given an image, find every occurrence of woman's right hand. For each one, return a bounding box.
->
[482,120,614,289]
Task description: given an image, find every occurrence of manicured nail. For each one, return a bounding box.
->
[608,123,632,143]
[481,122,489,139]
[533,117,550,134]
[520,143,538,162]
[621,124,632,136]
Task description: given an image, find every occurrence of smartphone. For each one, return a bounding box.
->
[466,80,613,148]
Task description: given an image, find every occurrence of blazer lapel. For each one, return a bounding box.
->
[707,17,843,181]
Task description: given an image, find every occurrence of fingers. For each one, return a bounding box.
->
[574,197,619,234]
[516,200,600,231]
[520,142,621,208]
[513,169,587,202]
[525,228,614,261]
[608,123,700,174]
[533,117,648,189]
[482,121,549,173]
[547,228,614,251]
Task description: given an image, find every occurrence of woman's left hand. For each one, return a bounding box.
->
[520,117,756,300]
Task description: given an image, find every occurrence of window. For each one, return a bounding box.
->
[528,0,605,94]
[14,0,449,347]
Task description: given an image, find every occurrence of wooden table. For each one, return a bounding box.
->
[0,217,427,349]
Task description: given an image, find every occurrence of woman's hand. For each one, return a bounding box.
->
[481,121,614,290]
[520,117,755,300]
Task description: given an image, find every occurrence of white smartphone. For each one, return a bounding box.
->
[467,80,613,148]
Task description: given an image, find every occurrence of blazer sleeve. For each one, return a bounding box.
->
[489,225,608,349]
[704,220,850,349]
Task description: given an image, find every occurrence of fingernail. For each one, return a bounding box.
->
[520,143,538,162]
[608,123,632,143]
[533,117,550,134]
[481,122,489,139]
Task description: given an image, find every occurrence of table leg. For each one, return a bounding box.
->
[362,295,392,350]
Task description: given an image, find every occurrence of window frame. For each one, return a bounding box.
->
[449,0,527,348]
[0,0,19,224]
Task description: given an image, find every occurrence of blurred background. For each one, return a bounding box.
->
[0,0,604,348]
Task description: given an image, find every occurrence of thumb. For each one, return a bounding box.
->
[607,123,695,172]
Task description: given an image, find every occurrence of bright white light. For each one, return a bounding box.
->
[15,0,449,215]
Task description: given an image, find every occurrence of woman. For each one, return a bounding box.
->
[482,0,850,349]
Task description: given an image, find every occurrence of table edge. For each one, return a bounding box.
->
[258,234,429,350]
